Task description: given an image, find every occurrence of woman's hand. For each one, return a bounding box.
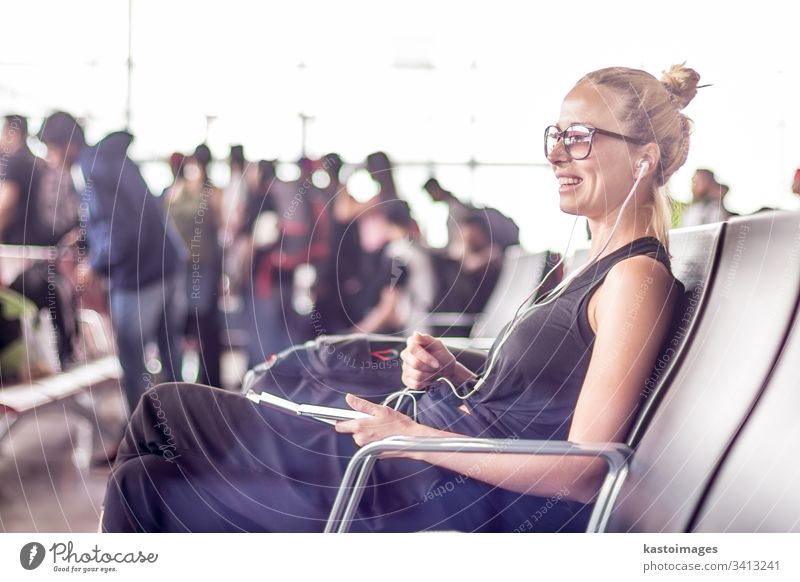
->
[401,331,474,389]
[334,393,421,458]
[400,331,455,389]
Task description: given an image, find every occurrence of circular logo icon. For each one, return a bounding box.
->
[20,542,46,570]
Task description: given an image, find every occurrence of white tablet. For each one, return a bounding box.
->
[245,390,370,426]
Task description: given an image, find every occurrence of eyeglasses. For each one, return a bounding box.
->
[544,123,649,161]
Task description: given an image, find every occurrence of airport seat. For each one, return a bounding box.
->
[691,260,800,532]
[326,211,800,533]
[0,310,123,459]
[427,248,560,344]
[625,223,723,445]
[607,211,800,532]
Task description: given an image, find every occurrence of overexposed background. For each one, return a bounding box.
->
[2,0,798,251]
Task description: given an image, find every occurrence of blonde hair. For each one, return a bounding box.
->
[578,63,701,253]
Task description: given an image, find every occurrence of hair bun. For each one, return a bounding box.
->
[660,63,701,109]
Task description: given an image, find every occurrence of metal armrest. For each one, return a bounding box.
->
[325,436,631,533]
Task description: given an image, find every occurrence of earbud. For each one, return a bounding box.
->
[637,159,651,177]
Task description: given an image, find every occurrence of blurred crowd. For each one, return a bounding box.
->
[2,112,798,414]
[0,113,519,414]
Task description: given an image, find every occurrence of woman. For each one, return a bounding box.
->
[101,63,697,532]
[238,159,303,367]
[163,144,224,387]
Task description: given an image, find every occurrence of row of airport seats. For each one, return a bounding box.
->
[326,210,800,532]
[0,309,122,464]
[0,244,123,463]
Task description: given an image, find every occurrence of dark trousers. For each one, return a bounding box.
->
[184,260,222,387]
[101,382,479,533]
[101,382,593,533]
[109,274,186,414]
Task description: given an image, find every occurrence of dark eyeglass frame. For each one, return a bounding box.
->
[544,123,649,161]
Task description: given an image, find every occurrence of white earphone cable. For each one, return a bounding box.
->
[383,160,651,415]
[440,160,651,401]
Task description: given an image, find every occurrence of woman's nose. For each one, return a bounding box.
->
[547,138,570,164]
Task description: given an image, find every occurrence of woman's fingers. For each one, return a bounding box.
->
[344,393,382,415]
[400,351,438,374]
[411,331,455,366]
[401,375,422,390]
[401,342,441,370]
[402,368,438,389]
[334,419,358,433]
[412,331,438,347]
[402,332,456,390]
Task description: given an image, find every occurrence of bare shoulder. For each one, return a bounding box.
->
[593,254,678,329]
[607,253,675,289]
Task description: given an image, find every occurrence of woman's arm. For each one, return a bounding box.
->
[339,256,679,504]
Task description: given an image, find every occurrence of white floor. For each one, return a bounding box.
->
[0,348,249,533]
[0,388,125,533]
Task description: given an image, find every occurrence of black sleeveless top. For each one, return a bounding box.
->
[416,236,685,441]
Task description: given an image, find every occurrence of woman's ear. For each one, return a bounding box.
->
[635,143,661,179]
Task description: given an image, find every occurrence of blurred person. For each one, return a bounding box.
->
[239,159,283,367]
[679,168,732,226]
[167,152,187,184]
[304,155,334,325]
[38,111,188,413]
[359,151,421,239]
[423,177,475,257]
[423,177,519,256]
[348,200,435,336]
[239,159,312,368]
[1,114,81,365]
[314,153,363,333]
[163,143,223,387]
[429,212,503,333]
[366,151,398,201]
[0,113,30,156]
[449,212,503,315]
[1,115,42,243]
[160,152,186,200]
[220,145,252,296]
[0,114,79,245]
[102,62,692,533]
[307,156,332,266]
[221,144,248,247]
[328,153,427,332]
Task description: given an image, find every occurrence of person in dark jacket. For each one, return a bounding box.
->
[38,112,188,413]
[1,114,81,365]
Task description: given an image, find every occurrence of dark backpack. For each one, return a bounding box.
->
[242,334,408,407]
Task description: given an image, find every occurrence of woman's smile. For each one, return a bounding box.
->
[557,173,584,193]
